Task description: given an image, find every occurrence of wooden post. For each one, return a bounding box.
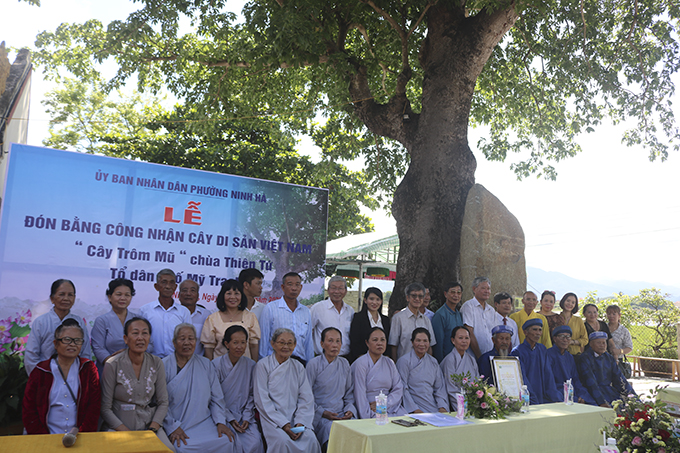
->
[676,323,680,360]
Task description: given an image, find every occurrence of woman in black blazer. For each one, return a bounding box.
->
[348,287,391,363]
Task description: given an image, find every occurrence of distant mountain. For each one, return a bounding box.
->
[526,267,680,301]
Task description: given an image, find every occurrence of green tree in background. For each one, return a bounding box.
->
[40,76,376,242]
[31,1,680,313]
[587,289,680,359]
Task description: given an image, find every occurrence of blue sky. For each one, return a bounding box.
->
[3,0,679,294]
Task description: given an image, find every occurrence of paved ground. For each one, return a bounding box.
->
[629,376,680,399]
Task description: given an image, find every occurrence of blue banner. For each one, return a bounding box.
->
[0,144,328,348]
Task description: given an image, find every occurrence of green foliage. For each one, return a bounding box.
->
[0,354,28,426]
[584,288,680,358]
[300,292,325,306]
[30,0,680,185]
[40,76,376,241]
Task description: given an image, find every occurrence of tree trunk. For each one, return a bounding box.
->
[385,5,517,315]
[389,131,476,315]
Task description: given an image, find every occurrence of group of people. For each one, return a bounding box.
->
[21,271,637,452]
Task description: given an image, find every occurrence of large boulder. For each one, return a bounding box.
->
[459,184,526,304]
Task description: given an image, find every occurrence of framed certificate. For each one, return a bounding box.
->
[491,357,524,399]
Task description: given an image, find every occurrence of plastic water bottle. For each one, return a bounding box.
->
[375,390,388,425]
[564,379,574,405]
[456,393,466,420]
[520,385,530,413]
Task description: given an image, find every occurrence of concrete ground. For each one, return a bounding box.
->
[629,376,680,399]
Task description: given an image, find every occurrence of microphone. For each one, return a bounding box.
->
[62,427,79,447]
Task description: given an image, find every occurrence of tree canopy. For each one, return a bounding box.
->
[31,0,680,312]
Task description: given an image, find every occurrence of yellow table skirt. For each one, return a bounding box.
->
[1,430,171,453]
[328,403,614,453]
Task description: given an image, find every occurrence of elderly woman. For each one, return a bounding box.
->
[254,328,321,453]
[440,326,480,411]
[351,327,405,419]
[306,327,355,449]
[201,279,260,360]
[22,319,100,434]
[162,323,235,453]
[214,325,264,453]
[24,279,91,375]
[606,305,633,357]
[348,288,391,363]
[559,292,589,355]
[100,317,173,451]
[91,278,139,372]
[397,327,448,414]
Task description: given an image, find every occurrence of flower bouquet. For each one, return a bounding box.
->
[450,372,521,419]
[602,387,680,453]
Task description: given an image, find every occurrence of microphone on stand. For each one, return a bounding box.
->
[62,427,79,447]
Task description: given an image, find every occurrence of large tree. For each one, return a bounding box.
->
[40,76,377,242]
[33,0,680,312]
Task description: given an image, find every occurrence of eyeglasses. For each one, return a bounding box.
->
[554,334,571,340]
[56,337,85,345]
[275,341,295,347]
[408,294,424,299]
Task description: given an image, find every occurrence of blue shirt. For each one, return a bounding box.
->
[547,346,596,405]
[431,304,463,362]
[47,358,80,434]
[577,349,635,406]
[91,309,138,372]
[139,299,192,358]
[258,297,313,362]
[511,340,562,404]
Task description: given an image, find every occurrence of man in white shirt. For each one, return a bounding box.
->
[179,278,212,356]
[388,282,436,361]
[239,268,266,319]
[493,291,520,349]
[139,269,192,358]
[310,276,355,357]
[460,276,496,358]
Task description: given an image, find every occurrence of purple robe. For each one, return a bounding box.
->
[440,349,479,411]
[351,353,406,419]
[214,355,264,453]
[163,353,235,453]
[253,354,320,453]
[306,354,356,445]
[396,350,448,413]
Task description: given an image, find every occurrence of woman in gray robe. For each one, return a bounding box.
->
[214,325,264,453]
[100,317,174,451]
[163,323,235,453]
[440,325,480,411]
[396,328,449,413]
[306,327,356,448]
[351,327,406,419]
[254,328,321,453]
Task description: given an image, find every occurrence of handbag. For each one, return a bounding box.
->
[618,355,632,379]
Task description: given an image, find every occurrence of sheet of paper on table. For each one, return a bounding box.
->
[408,413,471,427]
